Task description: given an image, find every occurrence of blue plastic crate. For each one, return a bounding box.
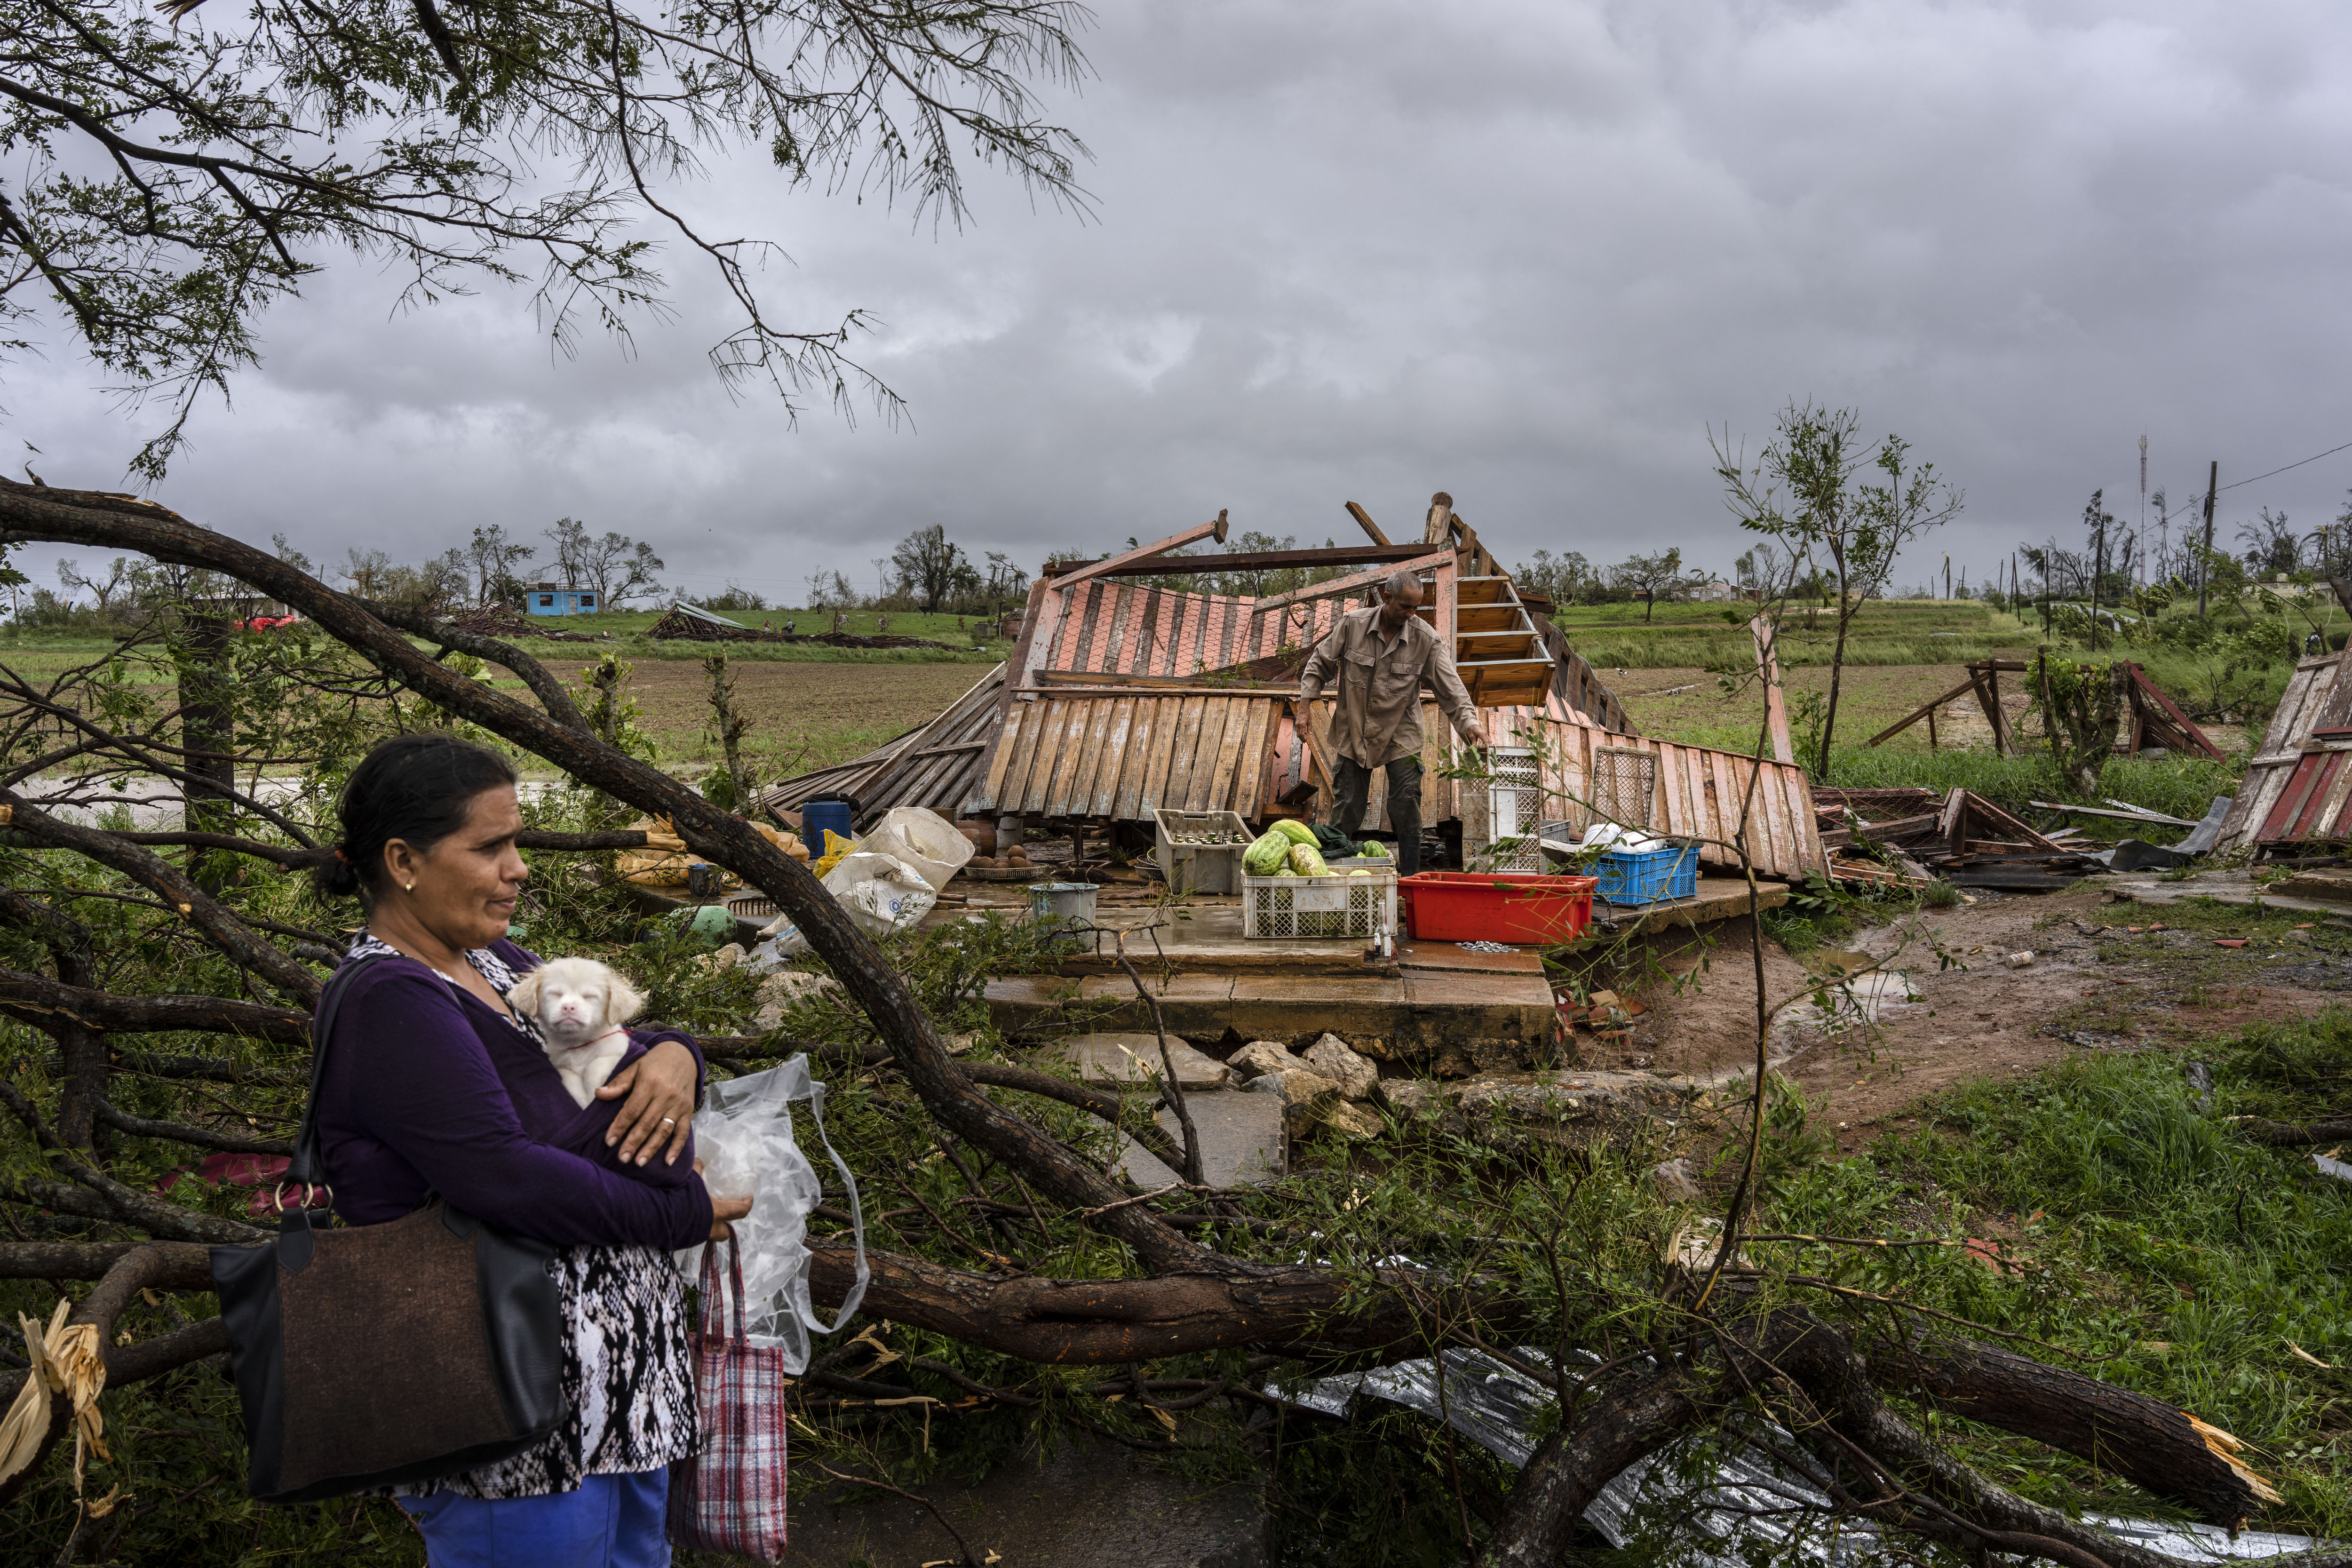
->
[1594,840,1700,906]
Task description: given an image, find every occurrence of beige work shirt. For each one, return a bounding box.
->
[1298,605,1483,767]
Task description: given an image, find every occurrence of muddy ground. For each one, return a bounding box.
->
[1587,887,2352,1154]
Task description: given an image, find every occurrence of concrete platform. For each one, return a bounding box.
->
[1116,1090,1286,1189]
[1060,1033,1233,1090]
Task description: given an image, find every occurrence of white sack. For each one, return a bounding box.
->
[857,807,974,893]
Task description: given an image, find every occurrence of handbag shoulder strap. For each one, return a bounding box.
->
[285,952,385,1195]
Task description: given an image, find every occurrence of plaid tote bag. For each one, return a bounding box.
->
[668,1237,790,1561]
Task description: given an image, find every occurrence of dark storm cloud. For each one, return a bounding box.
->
[17,0,2352,603]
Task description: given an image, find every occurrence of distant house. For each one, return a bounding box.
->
[1691,579,1744,603]
[524,583,600,615]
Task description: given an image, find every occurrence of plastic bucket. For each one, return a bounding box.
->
[801,796,857,855]
[1026,882,1098,932]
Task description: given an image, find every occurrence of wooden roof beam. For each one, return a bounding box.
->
[1248,549,1453,617]
[1048,509,1232,592]
[1041,543,1443,580]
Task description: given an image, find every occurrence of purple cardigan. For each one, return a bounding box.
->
[314,940,712,1249]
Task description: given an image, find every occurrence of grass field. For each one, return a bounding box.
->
[0,624,1001,783]
[1553,596,2039,670]
[530,656,992,777]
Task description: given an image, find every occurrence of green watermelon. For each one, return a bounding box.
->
[1270,818,1319,846]
[1244,830,1293,876]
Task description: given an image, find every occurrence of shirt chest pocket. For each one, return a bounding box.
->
[1341,649,1377,693]
[1372,648,1420,701]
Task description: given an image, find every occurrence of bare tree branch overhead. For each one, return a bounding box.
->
[0,0,1095,476]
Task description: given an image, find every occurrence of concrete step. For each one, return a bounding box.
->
[1059,1032,1234,1090]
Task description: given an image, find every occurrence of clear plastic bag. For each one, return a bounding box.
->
[676,1055,867,1370]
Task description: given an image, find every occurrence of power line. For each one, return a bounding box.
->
[2217,437,2352,494]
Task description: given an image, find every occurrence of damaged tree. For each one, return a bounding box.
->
[0,476,2344,1566]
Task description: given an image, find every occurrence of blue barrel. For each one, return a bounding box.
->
[802,796,856,854]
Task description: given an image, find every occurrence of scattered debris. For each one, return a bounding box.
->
[650,601,954,649]
[2005,950,2035,968]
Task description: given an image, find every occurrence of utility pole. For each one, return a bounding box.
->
[2197,460,2218,617]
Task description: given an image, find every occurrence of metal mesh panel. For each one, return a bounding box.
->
[1593,748,1657,828]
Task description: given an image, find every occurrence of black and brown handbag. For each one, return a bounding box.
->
[209,954,568,1503]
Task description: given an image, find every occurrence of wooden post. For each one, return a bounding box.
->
[1926,704,1938,751]
[1343,501,1391,548]
[1423,492,1454,547]
[2198,460,2218,617]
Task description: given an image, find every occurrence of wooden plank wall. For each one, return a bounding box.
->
[1465,711,1824,882]
[2216,652,2352,852]
[969,692,1283,820]
[1038,580,1370,678]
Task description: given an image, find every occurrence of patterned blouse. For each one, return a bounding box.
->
[346,933,699,1498]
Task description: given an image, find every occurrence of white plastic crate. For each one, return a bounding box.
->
[1241,868,1398,940]
[1153,808,1254,894]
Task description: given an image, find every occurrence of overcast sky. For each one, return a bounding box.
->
[17,0,2352,606]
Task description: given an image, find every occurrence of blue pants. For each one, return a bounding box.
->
[398,1469,669,1567]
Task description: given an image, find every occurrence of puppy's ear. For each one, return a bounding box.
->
[606,970,645,1024]
[507,968,545,1014]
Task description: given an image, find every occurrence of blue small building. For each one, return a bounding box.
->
[524,582,600,615]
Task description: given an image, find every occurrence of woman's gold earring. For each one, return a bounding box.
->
[405,881,415,892]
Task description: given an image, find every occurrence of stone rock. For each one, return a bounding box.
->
[1060,1033,1234,1091]
[1118,1092,1286,1189]
[1313,1099,1384,1140]
[1301,1034,1378,1100]
[1228,1040,1307,1079]
[751,969,840,1030]
[697,942,746,972]
[1248,1067,1343,1138]
[1651,1157,1703,1204]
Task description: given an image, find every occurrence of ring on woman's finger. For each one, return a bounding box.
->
[660,1116,676,1126]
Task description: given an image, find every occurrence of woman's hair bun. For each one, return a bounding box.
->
[307,845,365,903]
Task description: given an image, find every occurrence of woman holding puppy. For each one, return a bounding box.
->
[308,732,749,1566]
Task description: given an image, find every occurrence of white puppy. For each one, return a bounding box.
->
[508,957,646,1109]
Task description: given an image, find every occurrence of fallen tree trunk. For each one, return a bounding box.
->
[0,969,314,1047]
[806,1246,1516,1364]
[2230,1115,2352,1148]
[1871,1333,2281,1528]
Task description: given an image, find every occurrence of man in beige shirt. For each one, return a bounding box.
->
[1297,572,1483,875]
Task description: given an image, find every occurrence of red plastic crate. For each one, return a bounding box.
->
[1398,872,1598,945]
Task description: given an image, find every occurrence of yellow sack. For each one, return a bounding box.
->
[810,829,857,879]
[616,816,806,887]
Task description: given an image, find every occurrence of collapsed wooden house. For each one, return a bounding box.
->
[765,498,1828,882]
